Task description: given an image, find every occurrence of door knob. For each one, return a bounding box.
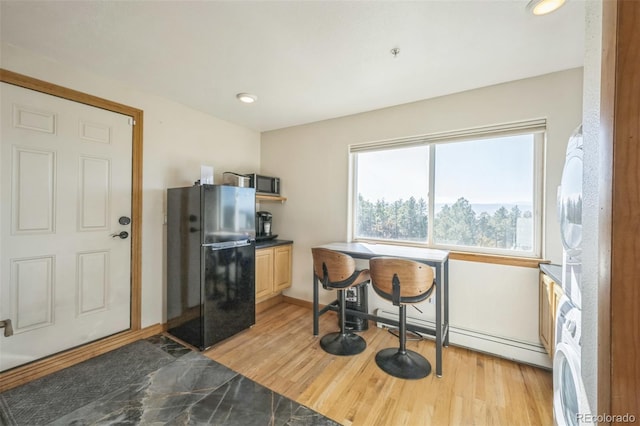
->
[112,231,129,239]
[119,216,131,225]
[0,319,13,337]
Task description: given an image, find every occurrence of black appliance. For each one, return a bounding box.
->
[166,184,256,350]
[247,173,280,196]
[345,282,369,331]
[256,211,277,241]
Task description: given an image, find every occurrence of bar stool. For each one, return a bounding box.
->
[312,248,370,356]
[369,256,435,379]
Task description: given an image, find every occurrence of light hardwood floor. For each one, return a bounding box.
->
[204,302,552,426]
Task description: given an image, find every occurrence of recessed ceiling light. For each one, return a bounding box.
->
[527,0,566,15]
[236,93,257,104]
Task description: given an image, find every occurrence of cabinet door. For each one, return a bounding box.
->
[273,244,292,292]
[552,282,564,346]
[255,248,274,300]
[539,273,554,357]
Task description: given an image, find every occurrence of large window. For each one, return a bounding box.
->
[351,121,544,257]
[355,146,429,241]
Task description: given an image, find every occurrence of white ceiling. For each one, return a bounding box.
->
[1,1,585,132]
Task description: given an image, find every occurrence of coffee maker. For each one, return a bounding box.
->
[256,211,273,240]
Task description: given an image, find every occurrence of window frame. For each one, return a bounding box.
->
[349,120,546,259]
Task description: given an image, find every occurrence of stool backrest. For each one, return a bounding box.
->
[311,248,356,283]
[369,257,434,299]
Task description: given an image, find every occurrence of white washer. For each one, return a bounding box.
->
[553,295,592,426]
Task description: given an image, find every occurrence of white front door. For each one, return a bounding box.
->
[0,82,133,372]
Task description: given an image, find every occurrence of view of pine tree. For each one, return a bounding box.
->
[357,195,530,250]
[357,194,427,240]
[434,198,524,249]
[433,197,477,245]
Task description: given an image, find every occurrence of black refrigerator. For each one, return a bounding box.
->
[166,184,256,350]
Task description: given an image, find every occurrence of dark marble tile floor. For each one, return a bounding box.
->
[0,335,339,426]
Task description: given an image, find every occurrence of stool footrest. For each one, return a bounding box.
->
[387,328,424,341]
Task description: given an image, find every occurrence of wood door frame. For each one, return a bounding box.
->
[0,69,150,392]
[600,0,640,419]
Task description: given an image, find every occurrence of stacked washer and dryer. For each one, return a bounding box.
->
[554,125,593,426]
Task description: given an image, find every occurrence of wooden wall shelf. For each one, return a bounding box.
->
[256,194,287,203]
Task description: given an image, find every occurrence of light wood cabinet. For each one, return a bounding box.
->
[255,244,292,302]
[552,281,564,329]
[539,272,554,357]
[255,248,274,300]
[273,245,292,292]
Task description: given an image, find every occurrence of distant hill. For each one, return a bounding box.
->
[435,202,533,215]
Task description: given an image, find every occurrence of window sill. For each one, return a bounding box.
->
[449,251,549,268]
[352,238,548,268]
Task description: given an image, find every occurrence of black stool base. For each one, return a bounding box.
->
[375,348,431,379]
[320,332,366,356]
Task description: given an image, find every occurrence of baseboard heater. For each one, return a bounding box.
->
[374,308,551,368]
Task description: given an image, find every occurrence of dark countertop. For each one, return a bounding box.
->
[255,239,293,249]
[540,263,562,285]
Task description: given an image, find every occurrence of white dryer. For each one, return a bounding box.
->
[558,126,583,308]
[554,125,590,425]
[553,295,592,426]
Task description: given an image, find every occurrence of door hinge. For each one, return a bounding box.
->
[128,118,136,126]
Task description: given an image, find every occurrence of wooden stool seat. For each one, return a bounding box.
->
[312,248,370,356]
[369,257,435,379]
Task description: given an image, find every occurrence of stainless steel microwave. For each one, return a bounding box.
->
[248,174,280,196]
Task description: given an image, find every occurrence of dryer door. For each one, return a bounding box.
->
[553,296,592,426]
[558,126,584,305]
[553,343,592,426]
[558,126,583,259]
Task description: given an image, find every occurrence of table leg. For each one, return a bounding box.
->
[435,264,442,377]
[444,258,449,347]
[313,269,319,336]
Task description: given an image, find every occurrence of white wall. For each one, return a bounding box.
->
[1,43,261,328]
[261,68,583,367]
[581,0,604,412]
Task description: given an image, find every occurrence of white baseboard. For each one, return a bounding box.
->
[375,308,552,369]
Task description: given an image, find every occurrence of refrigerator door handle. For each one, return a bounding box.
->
[203,239,253,250]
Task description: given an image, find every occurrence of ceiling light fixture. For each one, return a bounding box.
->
[236,93,257,104]
[527,0,566,15]
[390,47,400,58]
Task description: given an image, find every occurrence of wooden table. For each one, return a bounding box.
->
[312,242,450,377]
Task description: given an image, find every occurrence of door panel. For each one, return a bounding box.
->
[12,256,54,332]
[77,251,109,315]
[11,146,56,234]
[12,103,56,134]
[79,156,110,230]
[0,82,133,372]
